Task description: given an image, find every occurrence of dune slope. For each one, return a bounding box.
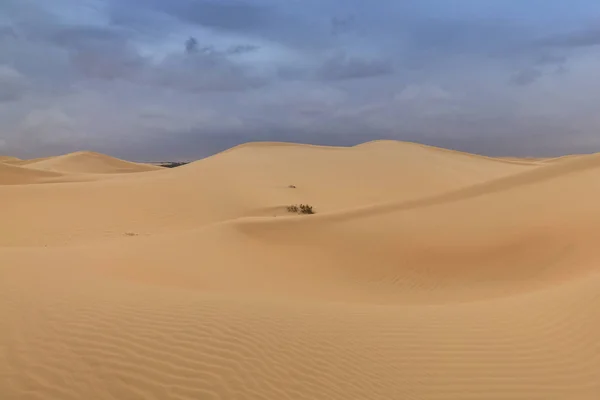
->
[1,141,599,400]
[25,151,162,174]
[0,141,532,246]
[0,162,66,185]
[0,156,21,163]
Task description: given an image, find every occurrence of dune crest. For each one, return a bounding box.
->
[2,141,599,399]
[25,150,162,174]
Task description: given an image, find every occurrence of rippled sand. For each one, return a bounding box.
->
[1,141,599,399]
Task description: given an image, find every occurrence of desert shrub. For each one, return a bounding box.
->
[299,204,314,214]
[287,204,314,214]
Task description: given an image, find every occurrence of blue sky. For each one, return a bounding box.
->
[1,0,600,159]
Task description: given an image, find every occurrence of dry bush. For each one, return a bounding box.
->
[287,204,314,214]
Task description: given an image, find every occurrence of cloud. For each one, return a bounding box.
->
[147,47,266,92]
[143,0,272,32]
[535,54,568,66]
[15,108,78,152]
[394,84,452,102]
[226,44,260,55]
[316,52,394,81]
[0,25,16,38]
[540,27,600,48]
[509,68,544,86]
[0,65,29,102]
[2,0,600,159]
[109,0,335,51]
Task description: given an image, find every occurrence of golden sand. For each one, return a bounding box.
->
[1,141,598,399]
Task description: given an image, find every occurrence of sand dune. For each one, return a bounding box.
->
[0,141,532,246]
[1,141,599,400]
[25,150,162,174]
[0,162,67,185]
[0,155,21,163]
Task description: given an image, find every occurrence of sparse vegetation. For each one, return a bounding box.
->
[288,185,296,188]
[287,204,314,214]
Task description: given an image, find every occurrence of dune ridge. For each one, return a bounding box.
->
[25,150,162,174]
[1,140,599,399]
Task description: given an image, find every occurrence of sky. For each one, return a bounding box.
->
[1,0,600,160]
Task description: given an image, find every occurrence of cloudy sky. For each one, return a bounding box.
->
[1,0,600,160]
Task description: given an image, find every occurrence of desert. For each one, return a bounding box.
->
[1,140,599,399]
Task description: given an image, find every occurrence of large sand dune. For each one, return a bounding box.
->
[1,141,598,399]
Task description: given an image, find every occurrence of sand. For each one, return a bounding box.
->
[1,141,598,400]
[23,151,162,174]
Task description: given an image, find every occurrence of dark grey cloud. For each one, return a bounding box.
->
[184,36,198,54]
[184,38,259,57]
[2,0,600,159]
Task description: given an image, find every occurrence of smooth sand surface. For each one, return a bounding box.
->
[1,141,599,400]
[23,151,162,174]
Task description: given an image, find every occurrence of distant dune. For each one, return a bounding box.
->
[1,141,598,400]
[0,155,21,163]
[0,162,66,185]
[25,150,162,174]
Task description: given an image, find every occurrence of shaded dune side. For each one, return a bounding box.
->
[0,142,533,246]
[25,151,162,174]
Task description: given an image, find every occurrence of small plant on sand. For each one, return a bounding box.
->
[299,204,314,214]
[287,204,314,215]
